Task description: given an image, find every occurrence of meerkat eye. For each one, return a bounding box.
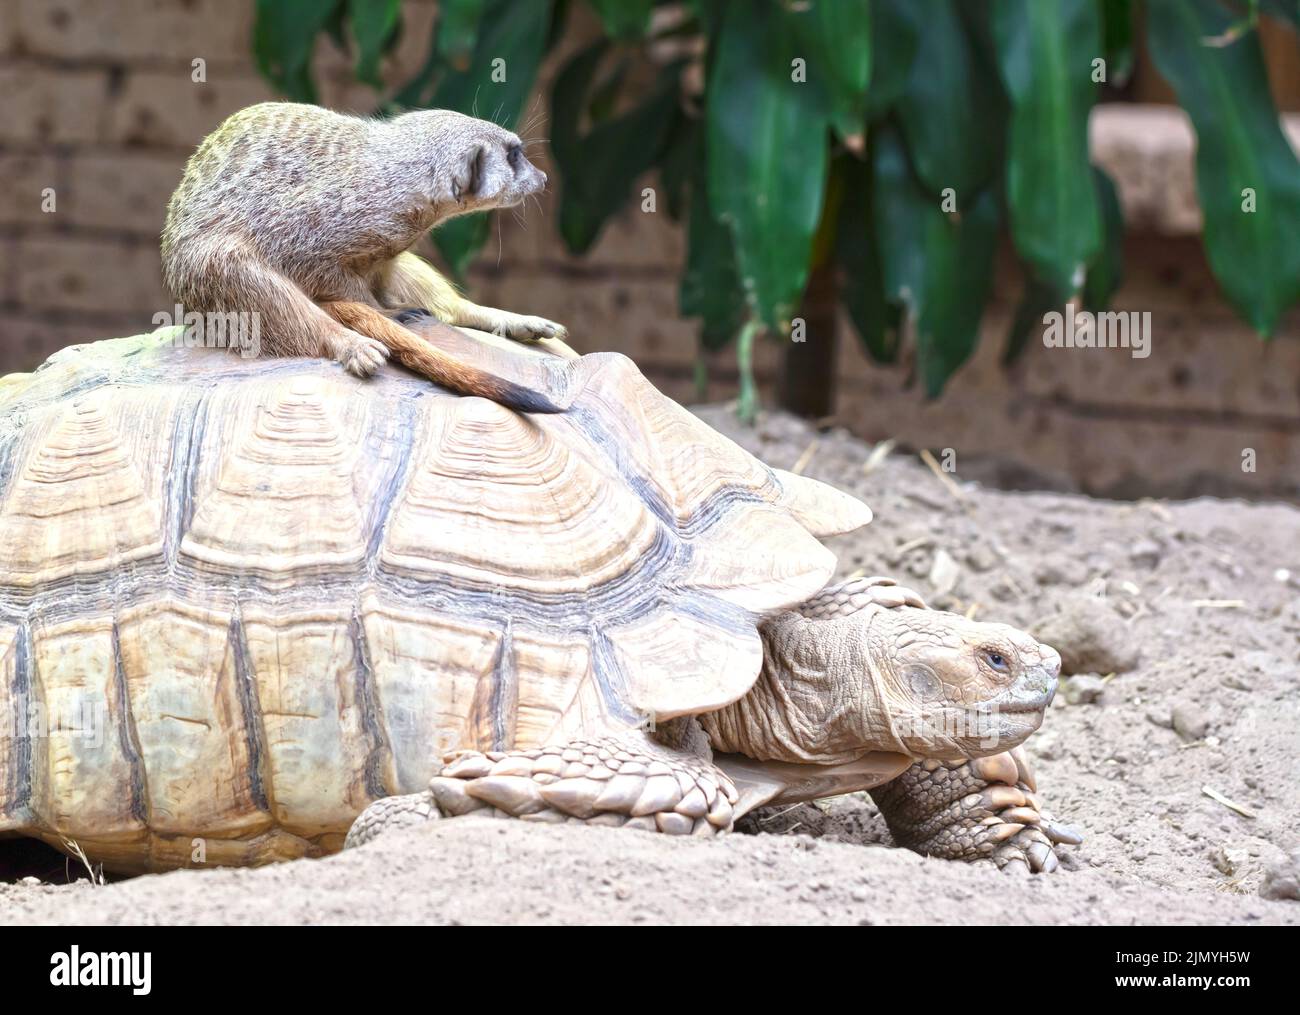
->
[507,143,523,171]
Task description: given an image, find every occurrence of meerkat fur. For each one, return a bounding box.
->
[161,102,568,405]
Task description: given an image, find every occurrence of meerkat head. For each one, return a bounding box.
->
[388,109,547,224]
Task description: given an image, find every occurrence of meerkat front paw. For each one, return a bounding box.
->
[491,313,568,343]
[335,332,390,377]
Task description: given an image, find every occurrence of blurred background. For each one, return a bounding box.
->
[1,0,1298,498]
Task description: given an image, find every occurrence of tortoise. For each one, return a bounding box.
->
[0,314,1078,875]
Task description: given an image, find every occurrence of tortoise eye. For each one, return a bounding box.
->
[984,650,1008,672]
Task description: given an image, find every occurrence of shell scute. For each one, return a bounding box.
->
[240,603,380,837]
[379,395,661,595]
[28,614,147,845]
[0,393,164,587]
[178,377,368,582]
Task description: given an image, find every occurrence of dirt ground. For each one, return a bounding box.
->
[2,407,1297,925]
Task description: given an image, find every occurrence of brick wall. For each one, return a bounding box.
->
[0,1,1297,499]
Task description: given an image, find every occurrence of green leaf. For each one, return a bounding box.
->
[1004,274,1061,364]
[545,0,574,51]
[323,3,349,49]
[707,0,830,334]
[1100,0,1135,84]
[691,0,728,35]
[550,41,682,254]
[428,0,552,124]
[872,127,999,397]
[435,0,487,69]
[681,149,747,353]
[993,0,1102,299]
[587,56,631,121]
[550,39,608,160]
[1148,0,1300,335]
[893,0,1004,199]
[656,113,698,221]
[1084,165,1124,313]
[834,151,899,363]
[348,0,401,88]
[865,0,918,120]
[790,0,872,145]
[588,0,653,40]
[253,0,344,102]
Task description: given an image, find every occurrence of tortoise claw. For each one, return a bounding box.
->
[1009,745,1037,792]
[1025,839,1056,872]
[971,752,1020,787]
[1041,819,1085,846]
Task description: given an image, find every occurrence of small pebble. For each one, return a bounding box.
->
[1063,674,1106,706]
[1129,538,1162,569]
[1172,702,1210,741]
[1260,851,1300,901]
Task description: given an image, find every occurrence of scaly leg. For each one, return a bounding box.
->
[346,729,737,849]
[869,746,1082,873]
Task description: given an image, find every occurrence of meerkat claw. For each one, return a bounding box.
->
[494,315,566,343]
[533,319,568,341]
[339,335,390,377]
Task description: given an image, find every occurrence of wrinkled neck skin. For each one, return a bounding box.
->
[698,608,903,765]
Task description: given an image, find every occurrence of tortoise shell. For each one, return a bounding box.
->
[0,328,870,870]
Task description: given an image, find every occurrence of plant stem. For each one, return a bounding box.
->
[735,320,759,424]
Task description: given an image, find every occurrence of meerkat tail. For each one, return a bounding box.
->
[320,301,576,413]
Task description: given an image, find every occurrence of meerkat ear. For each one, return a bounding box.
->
[452,144,485,200]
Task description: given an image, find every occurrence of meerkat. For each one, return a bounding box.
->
[161,102,570,407]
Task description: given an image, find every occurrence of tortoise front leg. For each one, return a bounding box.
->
[869,746,1082,874]
[345,732,738,849]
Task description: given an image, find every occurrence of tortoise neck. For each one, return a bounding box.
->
[697,611,873,765]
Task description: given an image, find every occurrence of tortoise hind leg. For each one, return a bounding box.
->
[868,747,1083,874]
[345,731,738,848]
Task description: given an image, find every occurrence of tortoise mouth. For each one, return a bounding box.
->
[1009,679,1057,707]
[991,674,1058,716]
[997,692,1053,715]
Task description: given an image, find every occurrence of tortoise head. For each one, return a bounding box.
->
[856,604,1061,760]
[729,594,1061,766]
